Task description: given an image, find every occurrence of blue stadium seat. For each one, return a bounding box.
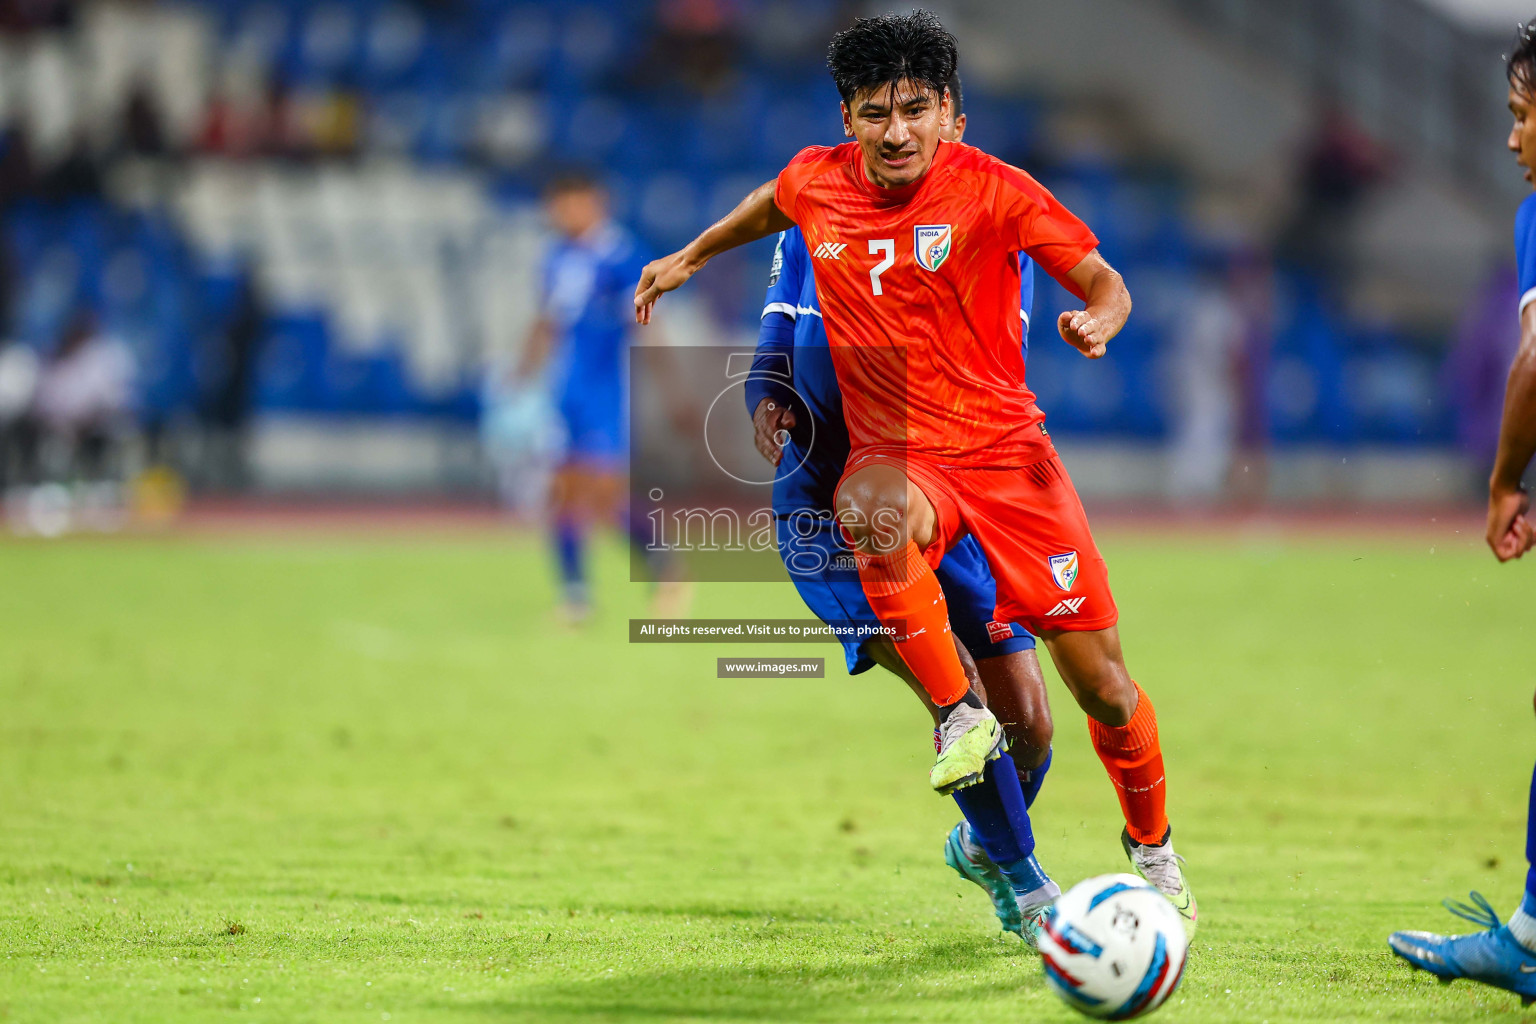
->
[1269,275,1351,444]
[256,312,331,411]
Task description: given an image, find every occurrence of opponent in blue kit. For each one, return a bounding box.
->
[515,171,684,620]
[743,76,1063,944]
[1388,24,1536,1004]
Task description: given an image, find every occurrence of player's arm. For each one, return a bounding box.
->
[1487,302,1536,560]
[992,160,1128,359]
[634,180,793,324]
[512,315,556,380]
[746,231,804,466]
[1057,250,1130,360]
[749,343,798,467]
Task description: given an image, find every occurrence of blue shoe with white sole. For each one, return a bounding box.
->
[1389,892,1536,1006]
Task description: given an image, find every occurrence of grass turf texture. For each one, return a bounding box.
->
[2,525,1535,1023]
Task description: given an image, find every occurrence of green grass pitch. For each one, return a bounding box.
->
[3,523,1536,1023]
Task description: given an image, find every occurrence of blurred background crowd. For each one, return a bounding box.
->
[0,0,1531,533]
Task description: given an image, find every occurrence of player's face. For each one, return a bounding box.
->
[546,187,607,239]
[1509,83,1536,187]
[842,80,950,189]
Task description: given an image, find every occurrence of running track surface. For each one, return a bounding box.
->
[158,498,1487,544]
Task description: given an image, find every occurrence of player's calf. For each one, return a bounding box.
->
[1040,626,1137,726]
[1042,629,1165,839]
[976,650,1054,776]
[1044,626,1195,927]
[840,466,1001,791]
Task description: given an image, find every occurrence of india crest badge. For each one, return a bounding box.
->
[914,224,953,272]
[1048,551,1079,591]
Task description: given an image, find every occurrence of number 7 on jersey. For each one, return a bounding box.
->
[868,239,895,296]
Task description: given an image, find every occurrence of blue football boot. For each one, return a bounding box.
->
[1389,892,1536,1006]
[944,822,1024,939]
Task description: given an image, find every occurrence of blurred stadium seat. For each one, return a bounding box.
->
[0,0,1488,502]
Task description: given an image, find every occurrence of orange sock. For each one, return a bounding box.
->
[1088,682,1168,845]
[857,541,969,707]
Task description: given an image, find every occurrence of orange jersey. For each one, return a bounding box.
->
[773,139,1098,466]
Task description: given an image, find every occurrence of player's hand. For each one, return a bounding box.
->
[752,397,797,466]
[1487,482,1533,562]
[1058,310,1108,358]
[634,251,699,325]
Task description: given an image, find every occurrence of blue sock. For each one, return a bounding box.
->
[1511,893,1536,953]
[1020,746,1052,809]
[951,750,1035,868]
[1525,760,1536,904]
[624,506,671,580]
[1508,760,1536,956]
[996,852,1053,898]
[553,518,585,600]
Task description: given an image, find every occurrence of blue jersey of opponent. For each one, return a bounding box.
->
[1518,193,1536,320]
[540,221,649,459]
[745,225,1035,515]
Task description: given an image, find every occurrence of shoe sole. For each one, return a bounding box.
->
[1390,944,1456,981]
[931,726,1007,795]
[1391,948,1536,1006]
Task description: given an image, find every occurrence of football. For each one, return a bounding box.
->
[1038,873,1190,1020]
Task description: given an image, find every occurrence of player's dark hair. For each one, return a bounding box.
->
[1509,19,1536,96]
[826,9,959,107]
[543,168,604,198]
[946,72,964,118]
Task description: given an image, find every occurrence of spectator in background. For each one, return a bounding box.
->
[634,0,745,94]
[261,78,313,161]
[0,0,74,34]
[0,120,35,208]
[32,311,136,483]
[1277,102,1387,290]
[198,269,267,491]
[113,76,178,199]
[0,226,13,339]
[197,66,270,159]
[1230,252,1277,504]
[0,339,38,489]
[1446,262,1523,482]
[120,78,167,159]
[310,83,364,160]
[1167,260,1245,504]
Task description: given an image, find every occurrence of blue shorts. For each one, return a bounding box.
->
[775,513,1035,675]
[557,387,625,466]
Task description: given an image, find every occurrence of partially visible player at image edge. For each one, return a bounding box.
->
[635,9,1194,931]
[1388,20,1536,1005]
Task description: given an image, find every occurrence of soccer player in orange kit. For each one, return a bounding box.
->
[634,10,1195,929]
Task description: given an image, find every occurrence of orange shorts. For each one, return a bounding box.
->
[839,450,1118,635]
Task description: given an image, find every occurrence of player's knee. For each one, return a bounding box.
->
[1009,708,1053,765]
[1076,669,1136,727]
[835,471,908,552]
